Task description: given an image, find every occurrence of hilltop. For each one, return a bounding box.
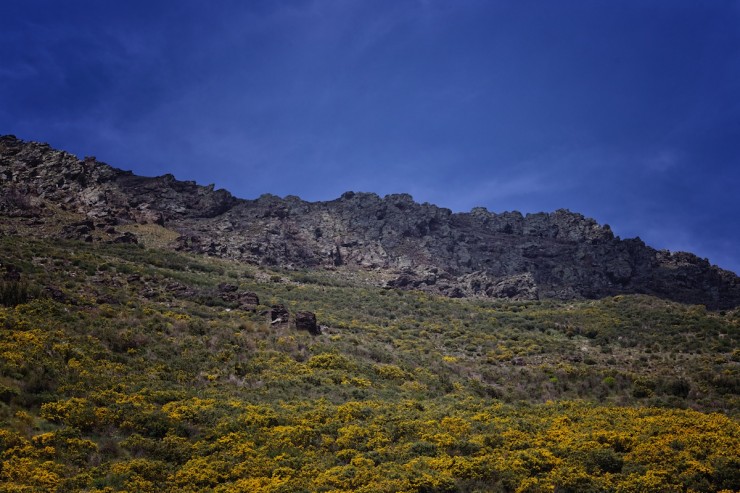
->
[2,135,738,309]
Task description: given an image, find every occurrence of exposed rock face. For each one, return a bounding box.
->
[0,135,237,225]
[269,305,289,325]
[2,135,739,308]
[295,311,320,335]
[237,292,260,309]
[217,284,260,310]
[111,232,138,244]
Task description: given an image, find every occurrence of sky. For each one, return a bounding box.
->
[1,0,739,274]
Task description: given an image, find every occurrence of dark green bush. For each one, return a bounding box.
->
[0,280,39,306]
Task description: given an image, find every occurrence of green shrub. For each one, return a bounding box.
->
[0,281,39,306]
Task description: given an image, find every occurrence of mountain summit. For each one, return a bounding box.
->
[2,135,738,308]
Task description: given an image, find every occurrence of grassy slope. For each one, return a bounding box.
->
[0,226,738,492]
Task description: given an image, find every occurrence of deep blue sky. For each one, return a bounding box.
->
[2,1,739,274]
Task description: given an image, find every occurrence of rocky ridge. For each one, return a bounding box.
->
[2,135,739,308]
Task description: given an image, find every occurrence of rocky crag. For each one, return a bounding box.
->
[2,135,739,308]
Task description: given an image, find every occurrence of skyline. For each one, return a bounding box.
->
[2,1,739,273]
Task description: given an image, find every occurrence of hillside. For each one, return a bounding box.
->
[2,135,739,309]
[0,136,739,491]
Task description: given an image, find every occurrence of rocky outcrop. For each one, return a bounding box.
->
[0,135,237,225]
[217,284,260,311]
[295,311,320,335]
[269,305,289,325]
[237,292,260,310]
[2,135,739,308]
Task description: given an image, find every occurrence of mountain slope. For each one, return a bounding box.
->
[2,134,738,308]
[0,225,738,491]
[1,135,739,491]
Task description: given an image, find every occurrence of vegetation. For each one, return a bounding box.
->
[0,231,738,492]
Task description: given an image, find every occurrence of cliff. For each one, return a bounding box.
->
[2,135,738,308]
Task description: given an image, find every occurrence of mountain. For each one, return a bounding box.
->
[1,135,739,491]
[2,134,738,309]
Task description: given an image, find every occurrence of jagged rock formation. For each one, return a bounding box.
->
[2,135,739,308]
[0,135,236,224]
[269,305,290,325]
[295,311,321,335]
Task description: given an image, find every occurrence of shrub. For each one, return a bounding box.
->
[0,281,39,306]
